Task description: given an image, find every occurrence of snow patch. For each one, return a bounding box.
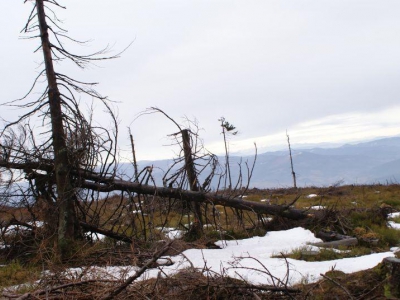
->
[388,212,400,219]
[388,221,400,229]
[59,227,394,287]
[309,206,326,210]
[158,227,185,240]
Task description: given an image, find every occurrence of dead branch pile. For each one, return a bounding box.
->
[122,269,300,300]
[1,239,300,300]
[2,270,299,300]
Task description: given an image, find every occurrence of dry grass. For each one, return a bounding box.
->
[298,263,389,299]
[0,261,40,293]
[2,184,400,298]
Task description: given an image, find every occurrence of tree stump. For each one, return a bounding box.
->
[383,257,400,298]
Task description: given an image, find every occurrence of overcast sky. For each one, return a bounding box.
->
[2,1,400,160]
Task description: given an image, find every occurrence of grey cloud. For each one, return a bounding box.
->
[2,1,400,159]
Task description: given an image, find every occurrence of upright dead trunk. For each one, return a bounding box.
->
[181,129,203,237]
[129,131,139,182]
[286,132,297,189]
[36,0,79,256]
[221,123,232,190]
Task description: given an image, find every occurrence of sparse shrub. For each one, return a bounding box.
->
[370,224,400,247]
[349,208,387,228]
[352,224,400,248]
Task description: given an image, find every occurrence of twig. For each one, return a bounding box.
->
[358,277,388,299]
[320,273,354,299]
[101,241,174,300]
[2,279,114,300]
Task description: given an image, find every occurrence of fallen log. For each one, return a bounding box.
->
[309,238,358,248]
[80,221,133,244]
[81,180,310,220]
[316,230,354,242]
[0,159,311,220]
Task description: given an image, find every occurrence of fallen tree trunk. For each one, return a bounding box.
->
[0,159,310,220]
[79,221,133,243]
[309,238,358,248]
[81,180,309,220]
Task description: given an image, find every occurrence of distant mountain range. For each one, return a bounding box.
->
[120,137,400,188]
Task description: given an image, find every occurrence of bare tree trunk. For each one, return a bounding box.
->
[286,132,297,189]
[222,125,232,190]
[36,0,79,256]
[129,129,139,182]
[181,129,203,237]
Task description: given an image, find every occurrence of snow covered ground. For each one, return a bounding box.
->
[67,227,395,287]
[4,213,400,289]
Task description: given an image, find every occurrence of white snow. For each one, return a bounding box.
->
[158,227,185,240]
[309,206,326,210]
[2,221,44,236]
[388,221,400,229]
[388,212,400,219]
[306,194,318,198]
[387,213,400,230]
[64,227,394,286]
[85,232,106,241]
[390,247,400,253]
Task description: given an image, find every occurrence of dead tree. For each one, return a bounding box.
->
[0,118,311,254]
[1,0,121,259]
[129,128,139,182]
[286,131,297,189]
[138,108,209,238]
[219,117,238,190]
[36,0,79,253]
[0,158,311,221]
[1,1,309,259]
[181,129,203,238]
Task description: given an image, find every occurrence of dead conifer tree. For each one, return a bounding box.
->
[219,117,238,190]
[36,0,79,255]
[129,128,139,182]
[0,0,122,259]
[286,131,297,189]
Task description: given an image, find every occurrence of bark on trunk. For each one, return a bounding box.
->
[181,129,203,238]
[80,180,309,220]
[287,133,297,189]
[36,0,79,256]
